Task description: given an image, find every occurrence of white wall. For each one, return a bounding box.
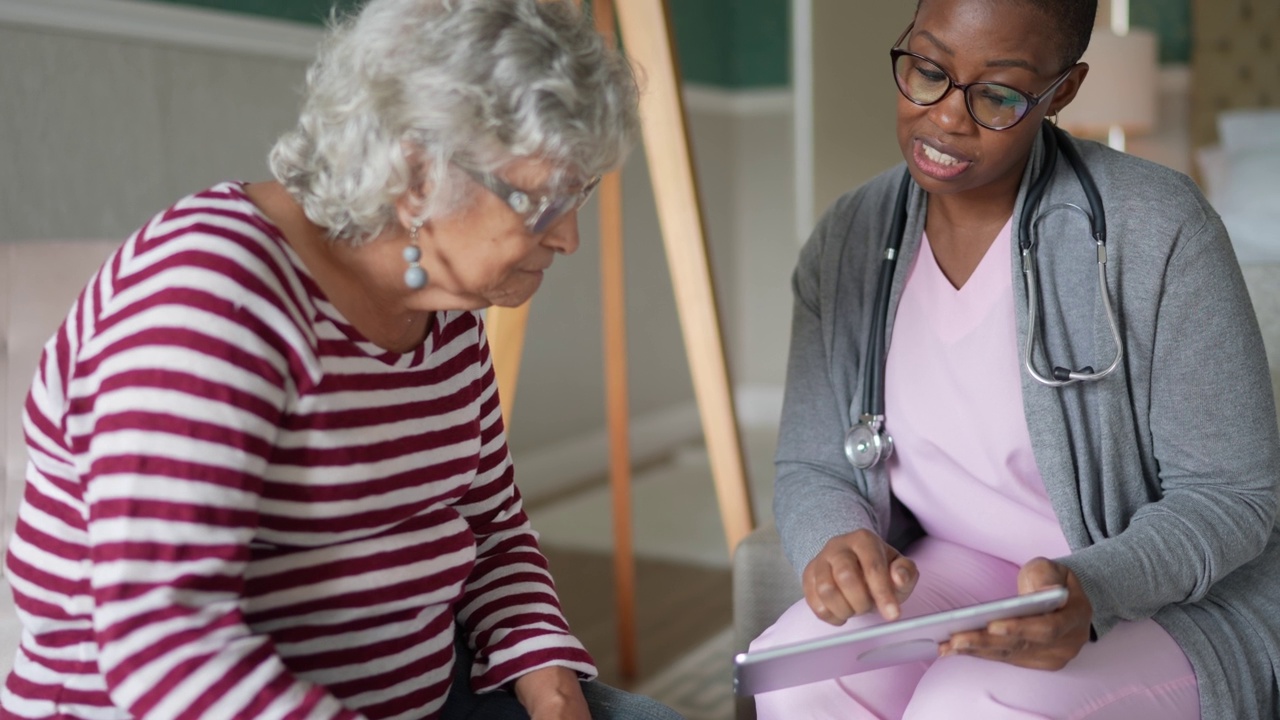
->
[795,0,916,236]
[0,1,798,502]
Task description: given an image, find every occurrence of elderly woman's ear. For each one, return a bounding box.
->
[394,186,431,236]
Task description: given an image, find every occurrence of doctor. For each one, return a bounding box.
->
[751,0,1280,718]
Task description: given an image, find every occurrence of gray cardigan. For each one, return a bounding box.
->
[774,131,1280,720]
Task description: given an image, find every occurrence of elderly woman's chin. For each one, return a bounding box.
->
[486,269,546,307]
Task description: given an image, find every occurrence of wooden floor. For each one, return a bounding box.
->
[541,545,732,690]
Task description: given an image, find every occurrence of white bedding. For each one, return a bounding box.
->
[1196,109,1280,264]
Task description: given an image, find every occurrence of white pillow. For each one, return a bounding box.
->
[1218,109,1280,154]
[1215,144,1280,264]
[1195,144,1227,203]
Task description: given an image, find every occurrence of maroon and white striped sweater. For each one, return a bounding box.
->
[2,182,594,719]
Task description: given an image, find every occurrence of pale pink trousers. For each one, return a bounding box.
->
[750,537,1200,720]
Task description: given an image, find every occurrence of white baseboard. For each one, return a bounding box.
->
[512,384,783,504]
[512,401,703,504]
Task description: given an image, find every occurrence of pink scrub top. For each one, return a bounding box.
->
[883,217,1072,566]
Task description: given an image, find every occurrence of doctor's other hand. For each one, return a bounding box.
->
[802,529,918,625]
[940,557,1093,670]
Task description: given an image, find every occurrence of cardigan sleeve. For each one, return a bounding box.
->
[1056,211,1280,636]
[773,197,884,576]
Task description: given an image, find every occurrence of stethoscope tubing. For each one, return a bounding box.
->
[844,171,914,470]
[845,123,1123,470]
[1022,204,1124,386]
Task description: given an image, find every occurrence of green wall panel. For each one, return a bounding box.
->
[141,0,790,88]
[669,2,733,86]
[137,0,1191,82]
[1131,0,1191,65]
[729,0,790,87]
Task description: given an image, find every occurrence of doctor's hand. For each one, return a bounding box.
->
[802,529,918,625]
[939,557,1093,670]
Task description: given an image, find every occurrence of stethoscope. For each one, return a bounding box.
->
[844,123,1124,470]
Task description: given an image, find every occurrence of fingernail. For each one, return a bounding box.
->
[894,568,909,585]
[989,623,1008,636]
[884,604,900,621]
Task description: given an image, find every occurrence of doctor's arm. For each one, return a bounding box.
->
[774,210,918,626]
[1057,213,1280,637]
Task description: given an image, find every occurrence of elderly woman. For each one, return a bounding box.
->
[0,1,680,718]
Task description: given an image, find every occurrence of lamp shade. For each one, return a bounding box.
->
[1058,28,1159,136]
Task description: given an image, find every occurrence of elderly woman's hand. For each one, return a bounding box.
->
[940,557,1093,670]
[513,666,592,720]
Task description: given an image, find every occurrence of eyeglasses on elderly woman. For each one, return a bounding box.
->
[889,22,1076,131]
[458,165,602,233]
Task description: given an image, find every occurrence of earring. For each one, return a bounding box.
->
[403,220,428,290]
[1049,112,1060,127]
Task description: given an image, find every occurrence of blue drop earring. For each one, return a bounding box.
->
[403,220,428,290]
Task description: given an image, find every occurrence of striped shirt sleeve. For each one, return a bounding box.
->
[451,319,596,693]
[71,243,365,719]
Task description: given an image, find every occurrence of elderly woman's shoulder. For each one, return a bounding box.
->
[133,182,288,262]
[113,182,307,311]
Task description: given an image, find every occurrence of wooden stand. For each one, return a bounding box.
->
[488,0,755,681]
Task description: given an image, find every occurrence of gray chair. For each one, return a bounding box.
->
[731,522,802,720]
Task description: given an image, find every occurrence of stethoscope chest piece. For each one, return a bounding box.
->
[844,415,893,470]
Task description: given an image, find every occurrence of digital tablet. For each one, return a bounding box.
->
[734,586,1069,696]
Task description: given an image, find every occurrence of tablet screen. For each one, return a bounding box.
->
[734,586,1069,696]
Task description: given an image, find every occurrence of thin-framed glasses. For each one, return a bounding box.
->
[460,166,601,233]
[889,23,1075,131]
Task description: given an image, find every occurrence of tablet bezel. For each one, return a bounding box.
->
[734,586,1070,696]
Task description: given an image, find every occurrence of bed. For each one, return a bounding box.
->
[1190,0,1280,413]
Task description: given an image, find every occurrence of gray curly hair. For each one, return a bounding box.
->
[269,0,640,243]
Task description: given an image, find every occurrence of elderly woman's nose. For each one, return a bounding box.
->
[547,217,581,255]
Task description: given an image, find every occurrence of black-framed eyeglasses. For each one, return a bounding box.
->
[889,22,1076,131]
[459,166,601,233]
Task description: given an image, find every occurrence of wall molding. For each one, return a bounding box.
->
[0,0,795,117]
[512,401,703,505]
[512,384,783,504]
[0,0,322,60]
[683,85,794,116]
[791,0,816,244]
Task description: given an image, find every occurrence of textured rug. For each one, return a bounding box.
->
[637,627,737,720]
[528,426,777,719]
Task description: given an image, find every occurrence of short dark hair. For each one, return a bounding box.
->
[917,0,1098,70]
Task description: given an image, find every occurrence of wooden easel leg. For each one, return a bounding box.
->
[489,0,755,685]
[615,0,756,552]
[486,302,531,430]
[593,0,639,684]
